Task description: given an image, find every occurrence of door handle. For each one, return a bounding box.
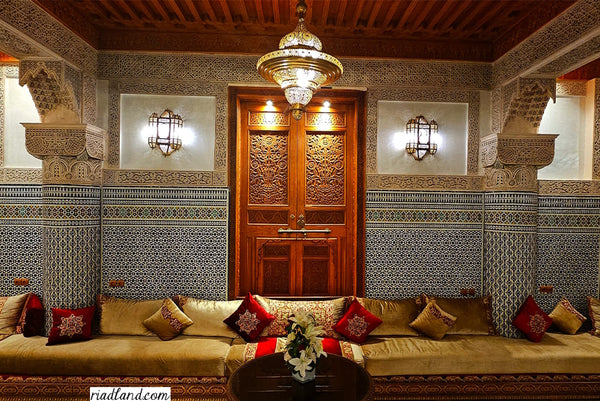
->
[278,228,331,234]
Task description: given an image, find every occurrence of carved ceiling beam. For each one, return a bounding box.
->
[22,123,106,185]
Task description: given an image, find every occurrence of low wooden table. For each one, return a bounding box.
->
[227,352,373,401]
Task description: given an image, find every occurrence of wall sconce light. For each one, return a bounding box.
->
[405,115,438,160]
[147,109,183,156]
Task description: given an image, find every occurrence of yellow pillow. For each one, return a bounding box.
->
[97,295,163,336]
[177,296,242,338]
[0,293,29,334]
[357,297,420,336]
[143,298,193,341]
[548,298,586,334]
[421,295,497,335]
[409,300,457,340]
[589,296,600,337]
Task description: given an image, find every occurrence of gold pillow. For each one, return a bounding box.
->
[409,300,457,340]
[0,293,29,334]
[177,296,242,338]
[97,295,163,336]
[254,295,346,338]
[357,297,420,336]
[143,298,193,341]
[549,298,586,334]
[588,296,600,337]
[421,295,497,335]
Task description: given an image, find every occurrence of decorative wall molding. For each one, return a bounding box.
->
[42,156,102,186]
[102,169,223,187]
[594,79,600,180]
[367,88,480,176]
[0,168,42,184]
[492,0,600,86]
[367,174,484,192]
[502,78,556,134]
[480,134,558,168]
[539,180,600,196]
[0,0,97,75]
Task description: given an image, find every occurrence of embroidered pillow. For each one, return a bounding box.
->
[421,294,497,335]
[549,298,587,335]
[223,293,275,342]
[143,298,193,341]
[0,293,30,335]
[17,293,44,337]
[47,305,96,345]
[409,300,457,340]
[587,296,600,337]
[512,296,552,342]
[333,299,382,343]
[254,295,346,338]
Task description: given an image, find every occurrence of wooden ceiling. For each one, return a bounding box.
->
[33,0,577,62]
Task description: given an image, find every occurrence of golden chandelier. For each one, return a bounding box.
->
[257,0,343,120]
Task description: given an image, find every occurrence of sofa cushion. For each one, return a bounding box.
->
[409,300,456,340]
[177,297,241,338]
[513,295,552,342]
[587,296,600,337]
[254,295,346,338]
[0,334,232,377]
[0,293,29,335]
[224,293,274,342]
[97,295,163,336]
[360,332,600,377]
[357,297,420,337]
[334,299,382,343]
[143,298,193,341]
[17,293,44,337]
[549,298,586,335]
[47,306,96,345]
[421,295,496,335]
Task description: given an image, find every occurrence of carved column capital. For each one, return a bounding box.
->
[481,133,557,191]
[23,123,106,185]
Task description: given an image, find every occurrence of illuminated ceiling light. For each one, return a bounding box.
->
[257,0,343,120]
[266,100,273,107]
[405,115,438,161]
[147,109,183,156]
[323,101,330,108]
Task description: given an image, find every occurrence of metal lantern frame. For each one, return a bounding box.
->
[147,109,183,156]
[405,115,438,161]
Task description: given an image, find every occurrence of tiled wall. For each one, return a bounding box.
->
[365,190,484,299]
[537,196,600,314]
[0,185,42,296]
[101,187,229,300]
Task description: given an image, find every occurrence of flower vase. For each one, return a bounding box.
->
[292,366,316,383]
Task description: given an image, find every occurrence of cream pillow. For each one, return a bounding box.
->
[97,295,164,336]
[143,298,193,341]
[177,296,242,338]
[0,293,29,334]
[357,297,420,337]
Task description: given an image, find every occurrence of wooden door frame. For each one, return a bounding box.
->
[227,86,366,300]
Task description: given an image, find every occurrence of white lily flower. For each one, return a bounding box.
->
[288,350,314,378]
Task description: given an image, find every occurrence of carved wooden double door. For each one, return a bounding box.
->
[235,92,360,298]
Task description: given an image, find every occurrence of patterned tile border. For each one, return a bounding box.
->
[102,169,225,187]
[538,180,600,196]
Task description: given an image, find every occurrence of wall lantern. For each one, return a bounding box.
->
[405,115,438,160]
[256,0,343,120]
[147,109,183,156]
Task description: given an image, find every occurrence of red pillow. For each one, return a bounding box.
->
[47,306,96,346]
[223,293,275,342]
[333,299,382,343]
[512,296,552,342]
[17,294,44,337]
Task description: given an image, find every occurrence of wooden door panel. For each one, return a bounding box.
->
[256,238,294,296]
[300,238,339,296]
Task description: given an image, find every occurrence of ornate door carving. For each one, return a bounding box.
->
[233,89,362,298]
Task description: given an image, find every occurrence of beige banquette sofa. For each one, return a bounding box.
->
[1,293,600,401]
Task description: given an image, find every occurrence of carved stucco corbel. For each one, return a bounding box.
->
[22,123,106,185]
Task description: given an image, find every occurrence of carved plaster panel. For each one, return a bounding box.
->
[0,23,48,60]
[594,80,600,180]
[538,180,600,196]
[0,67,4,168]
[481,134,558,168]
[0,0,97,74]
[534,35,600,77]
[502,78,556,134]
[0,168,41,183]
[484,165,538,192]
[42,155,102,185]
[82,74,96,125]
[556,80,587,97]
[23,124,105,160]
[492,0,600,86]
[102,169,220,187]
[367,174,484,192]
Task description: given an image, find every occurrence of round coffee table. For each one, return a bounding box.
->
[227,352,373,401]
